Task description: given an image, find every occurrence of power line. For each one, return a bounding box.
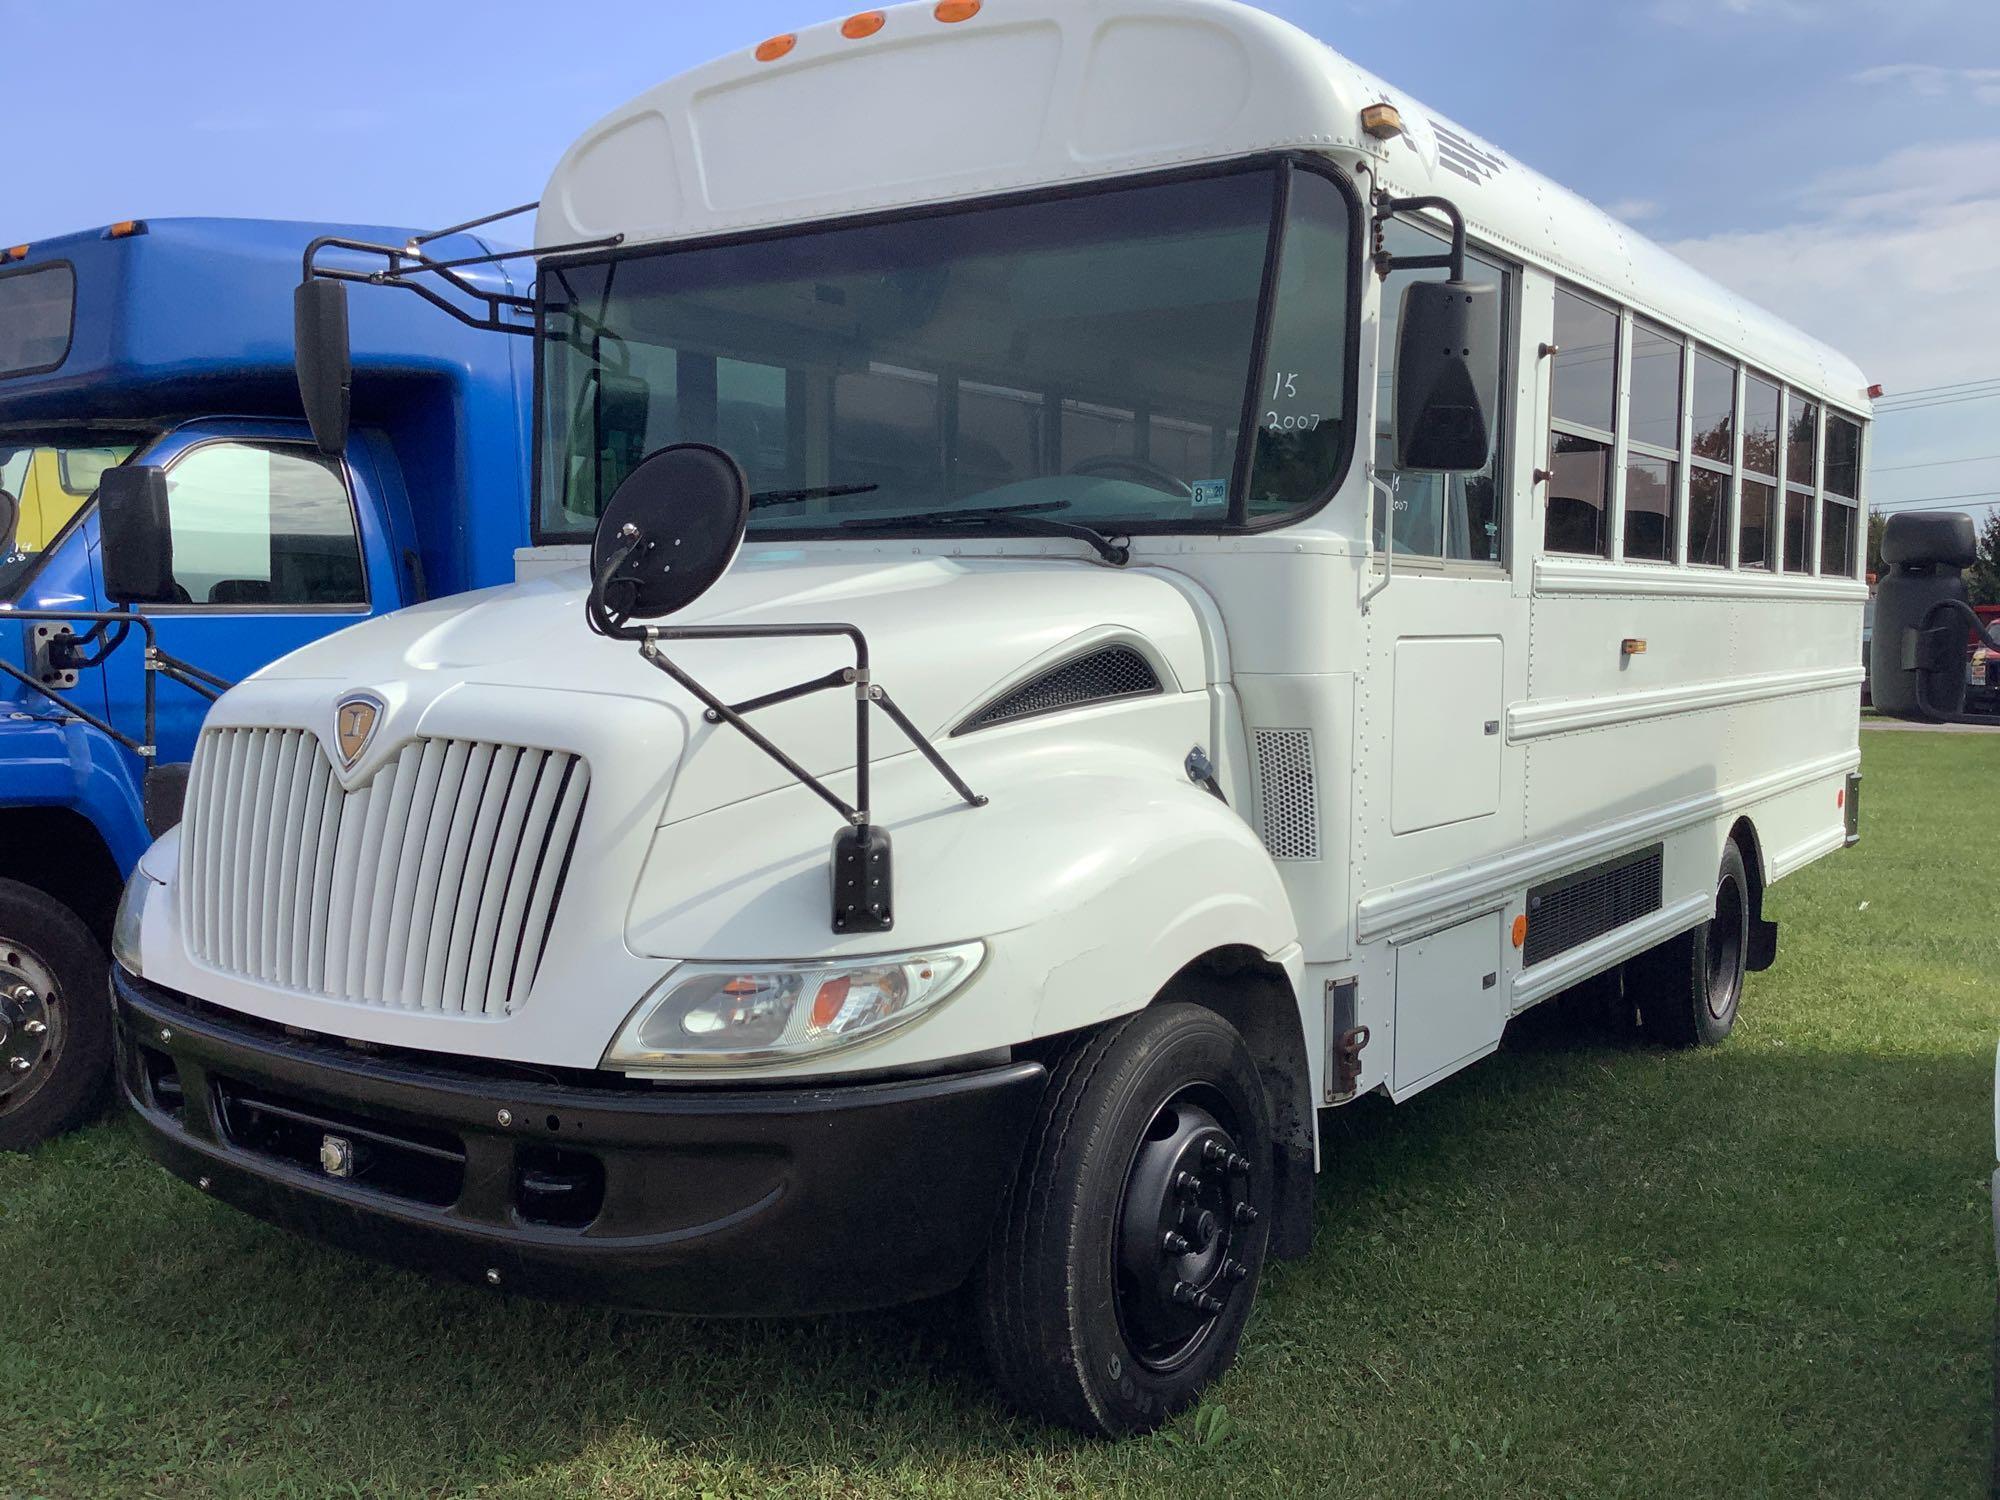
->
[1870,490,2000,513]
[1869,451,2000,473]
[1875,391,2000,416]
[1872,374,2000,402]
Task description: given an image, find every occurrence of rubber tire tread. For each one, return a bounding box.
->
[0,878,112,1152]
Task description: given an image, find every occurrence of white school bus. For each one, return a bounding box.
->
[110,0,1870,1434]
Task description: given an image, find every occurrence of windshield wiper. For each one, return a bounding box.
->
[840,503,1130,566]
[750,482,880,509]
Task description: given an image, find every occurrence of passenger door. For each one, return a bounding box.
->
[95,421,407,764]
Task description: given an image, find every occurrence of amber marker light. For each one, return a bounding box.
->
[1360,103,1403,139]
[3,245,27,262]
[754,33,797,61]
[936,0,982,19]
[106,219,143,238]
[842,10,886,37]
[1511,915,1528,949]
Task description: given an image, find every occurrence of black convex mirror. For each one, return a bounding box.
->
[1870,509,1980,721]
[294,279,353,457]
[588,443,750,624]
[1394,279,1499,472]
[97,465,177,605]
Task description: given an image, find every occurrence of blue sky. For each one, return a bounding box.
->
[5,0,1997,522]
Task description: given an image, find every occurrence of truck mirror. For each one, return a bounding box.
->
[1394,279,1499,473]
[588,443,749,623]
[1870,509,1979,721]
[294,279,353,456]
[97,465,177,605]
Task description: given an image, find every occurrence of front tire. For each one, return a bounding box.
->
[1631,841,1749,1048]
[0,878,111,1152]
[975,1003,1273,1436]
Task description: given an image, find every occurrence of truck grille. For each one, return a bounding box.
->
[181,728,589,1015]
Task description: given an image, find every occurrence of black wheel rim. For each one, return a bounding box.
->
[1112,1087,1259,1375]
[0,940,63,1118]
[1706,875,1745,1021]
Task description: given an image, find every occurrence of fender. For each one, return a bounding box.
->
[0,717,150,873]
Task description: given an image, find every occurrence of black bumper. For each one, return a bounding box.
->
[113,968,1045,1316]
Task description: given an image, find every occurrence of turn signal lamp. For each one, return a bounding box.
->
[936,0,982,19]
[842,10,887,38]
[1361,103,1404,140]
[3,245,27,262]
[754,33,797,61]
[1511,915,1528,949]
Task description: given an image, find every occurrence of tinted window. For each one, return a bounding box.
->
[1373,217,1509,560]
[162,443,364,606]
[1783,489,1810,573]
[1628,323,1683,452]
[1625,454,1675,562]
[1689,467,1730,566]
[1740,478,1775,570]
[1547,433,1611,556]
[1821,496,1856,578]
[1743,374,1780,477]
[1551,289,1617,433]
[1786,395,1817,491]
[1248,170,1353,521]
[1691,350,1735,463]
[1825,413,1861,499]
[0,264,74,377]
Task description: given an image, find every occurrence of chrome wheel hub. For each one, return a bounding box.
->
[0,944,61,1107]
[1116,1094,1258,1373]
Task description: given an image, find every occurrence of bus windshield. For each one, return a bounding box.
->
[538,162,1354,542]
[0,437,141,598]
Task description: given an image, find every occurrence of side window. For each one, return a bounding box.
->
[1783,393,1817,573]
[1624,322,1682,562]
[1544,287,1618,557]
[1246,169,1354,521]
[1822,413,1862,578]
[1738,373,1781,570]
[1373,218,1510,561]
[162,443,365,607]
[1687,349,1735,567]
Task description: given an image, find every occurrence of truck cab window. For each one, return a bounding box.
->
[0,438,141,597]
[161,442,364,607]
[1373,218,1509,560]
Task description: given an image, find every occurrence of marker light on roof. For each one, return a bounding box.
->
[1360,103,1404,140]
[755,33,796,61]
[936,0,982,19]
[842,10,886,37]
[106,220,143,239]
[3,245,26,262]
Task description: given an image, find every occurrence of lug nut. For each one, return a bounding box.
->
[1228,1153,1251,1175]
[1198,1292,1224,1315]
[1234,1201,1260,1226]
[1179,1174,1205,1199]
[23,1019,46,1036]
[1202,1139,1225,1163]
[486,1268,502,1286]
[1227,1260,1250,1283]
[7,985,34,1003]
[1163,1230,1191,1256]
[8,1056,28,1072]
[496,1109,513,1128]
[159,1027,172,1044]
[1171,1281,1196,1306]
[197,1176,211,1191]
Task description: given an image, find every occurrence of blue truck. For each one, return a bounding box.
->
[0,217,532,1148]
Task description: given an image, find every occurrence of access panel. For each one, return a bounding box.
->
[1390,635,1502,836]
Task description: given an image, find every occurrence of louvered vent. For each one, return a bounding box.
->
[954,646,1162,734]
[1252,728,1319,861]
[1523,845,1664,967]
[180,727,589,1015]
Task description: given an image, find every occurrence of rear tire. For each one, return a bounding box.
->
[0,878,111,1152]
[1631,842,1749,1048]
[975,1003,1273,1436]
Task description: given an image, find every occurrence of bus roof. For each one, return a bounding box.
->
[537,0,1869,414]
[0,217,524,428]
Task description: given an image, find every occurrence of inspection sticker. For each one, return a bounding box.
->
[1190,480,1228,510]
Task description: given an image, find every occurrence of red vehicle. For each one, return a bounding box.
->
[1970,604,2000,714]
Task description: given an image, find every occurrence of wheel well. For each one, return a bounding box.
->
[1153,945,1316,1260]
[1726,817,1779,972]
[0,807,122,941]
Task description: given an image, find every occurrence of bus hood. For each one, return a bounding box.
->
[241,547,1216,825]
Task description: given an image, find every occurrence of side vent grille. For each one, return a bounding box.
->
[1523,845,1664,967]
[1252,728,1319,861]
[954,646,1161,734]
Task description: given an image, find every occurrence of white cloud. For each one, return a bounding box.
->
[1665,138,2000,394]
[1607,197,1662,224]
[1855,63,2000,104]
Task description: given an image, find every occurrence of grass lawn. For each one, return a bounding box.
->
[2,731,1994,1498]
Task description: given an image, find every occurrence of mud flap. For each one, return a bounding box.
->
[1747,915,1779,972]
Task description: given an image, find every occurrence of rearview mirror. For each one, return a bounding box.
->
[294,279,353,457]
[588,443,750,624]
[97,465,177,605]
[1870,509,1979,721]
[1394,280,1499,473]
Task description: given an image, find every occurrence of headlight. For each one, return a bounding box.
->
[605,942,985,1069]
[112,867,159,978]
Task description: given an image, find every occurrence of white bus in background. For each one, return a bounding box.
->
[109,0,1870,1435]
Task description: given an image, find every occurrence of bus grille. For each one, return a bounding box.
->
[181,728,589,1015]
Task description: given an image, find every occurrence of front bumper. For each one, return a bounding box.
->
[113,967,1045,1315]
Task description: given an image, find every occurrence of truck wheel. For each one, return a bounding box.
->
[1631,842,1749,1048]
[0,879,112,1152]
[975,1003,1273,1436]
